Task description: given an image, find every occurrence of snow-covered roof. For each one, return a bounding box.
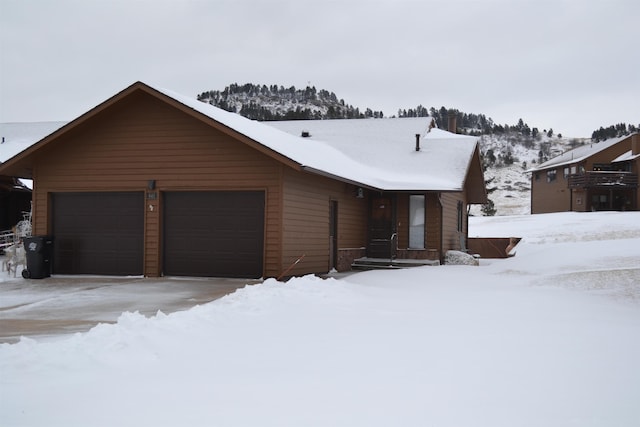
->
[529,134,632,172]
[0,121,66,163]
[0,83,481,192]
[268,118,479,191]
[156,85,480,191]
[612,149,640,163]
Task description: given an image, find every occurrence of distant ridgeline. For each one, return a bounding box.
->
[197,83,384,121]
[197,83,637,140]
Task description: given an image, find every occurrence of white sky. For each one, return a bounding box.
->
[1,0,638,137]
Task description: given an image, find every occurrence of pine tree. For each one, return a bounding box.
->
[481,199,497,216]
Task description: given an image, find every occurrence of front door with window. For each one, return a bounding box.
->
[368,195,396,259]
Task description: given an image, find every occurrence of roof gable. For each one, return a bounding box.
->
[530,134,634,172]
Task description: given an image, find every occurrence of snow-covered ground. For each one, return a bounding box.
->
[1,211,639,426]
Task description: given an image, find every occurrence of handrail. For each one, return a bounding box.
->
[389,233,397,263]
[0,230,18,249]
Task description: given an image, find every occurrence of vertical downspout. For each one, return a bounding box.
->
[438,192,444,264]
[633,134,640,211]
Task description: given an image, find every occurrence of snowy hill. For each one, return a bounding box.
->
[198,83,384,120]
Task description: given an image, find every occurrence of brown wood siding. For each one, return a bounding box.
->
[396,194,409,249]
[30,91,283,277]
[425,193,442,255]
[530,167,572,214]
[440,192,466,253]
[281,167,367,276]
[466,146,488,204]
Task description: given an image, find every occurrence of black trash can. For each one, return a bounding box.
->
[22,236,53,279]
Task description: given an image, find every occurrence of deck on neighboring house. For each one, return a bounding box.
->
[568,171,638,188]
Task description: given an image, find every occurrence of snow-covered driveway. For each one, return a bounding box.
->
[0,275,260,343]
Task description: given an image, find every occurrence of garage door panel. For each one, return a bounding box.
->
[52,192,144,275]
[163,191,265,278]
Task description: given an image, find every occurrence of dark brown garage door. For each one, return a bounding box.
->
[51,192,144,275]
[163,191,265,278]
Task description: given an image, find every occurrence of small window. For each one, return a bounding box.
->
[593,163,612,172]
[563,167,569,178]
[547,169,557,182]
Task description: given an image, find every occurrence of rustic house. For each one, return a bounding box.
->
[0,176,31,232]
[1,122,64,231]
[529,133,640,214]
[0,81,486,278]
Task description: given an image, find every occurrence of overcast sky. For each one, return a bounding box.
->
[1,0,638,137]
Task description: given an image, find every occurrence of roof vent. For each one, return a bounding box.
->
[301,130,311,138]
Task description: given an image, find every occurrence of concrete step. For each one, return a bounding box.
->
[351,257,439,270]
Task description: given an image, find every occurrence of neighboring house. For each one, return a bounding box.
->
[0,175,31,231]
[0,81,486,279]
[1,122,65,230]
[529,133,640,214]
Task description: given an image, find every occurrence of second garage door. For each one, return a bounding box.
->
[163,191,265,278]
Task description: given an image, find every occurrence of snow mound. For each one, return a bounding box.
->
[444,250,479,266]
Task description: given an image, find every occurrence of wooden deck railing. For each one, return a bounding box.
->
[568,172,638,188]
[0,230,18,249]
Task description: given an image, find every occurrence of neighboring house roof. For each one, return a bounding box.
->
[612,150,640,163]
[0,81,484,194]
[268,117,480,192]
[0,175,31,192]
[529,134,632,172]
[0,122,63,190]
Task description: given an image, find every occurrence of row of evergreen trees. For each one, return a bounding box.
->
[591,123,638,142]
[197,83,384,121]
[198,83,636,140]
[398,106,563,139]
